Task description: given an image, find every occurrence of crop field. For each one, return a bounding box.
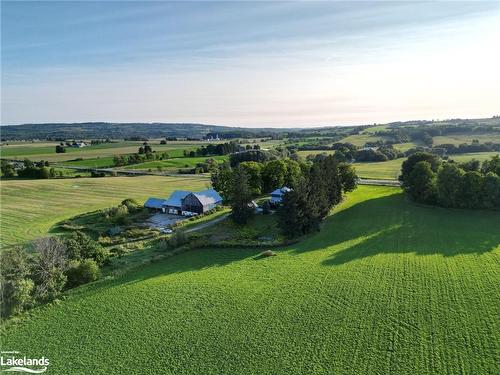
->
[3,186,499,374]
[123,155,228,170]
[0,175,209,247]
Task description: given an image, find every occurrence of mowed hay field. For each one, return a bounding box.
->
[3,186,499,374]
[0,175,209,247]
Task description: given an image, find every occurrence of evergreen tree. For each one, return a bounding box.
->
[230,167,254,224]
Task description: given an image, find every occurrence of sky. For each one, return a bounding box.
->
[1,1,500,127]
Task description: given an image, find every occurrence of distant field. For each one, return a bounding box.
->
[123,155,228,170]
[354,152,499,180]
[354,159,403,179]
[3,186,498,374]
[433,134,500,145]
[0,175,209,247]
[0,140,219,162]
[339,133,386,147]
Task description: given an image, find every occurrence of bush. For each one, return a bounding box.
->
[167,229,188,249]
[65,231,110,266]
[65,259,100,288]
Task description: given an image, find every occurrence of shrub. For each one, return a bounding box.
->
[65,231,110,266]
[65,259,100,288]
[167,229,188,249]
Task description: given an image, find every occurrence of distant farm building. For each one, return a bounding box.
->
[270,187,292,205]
[145,188,223,216]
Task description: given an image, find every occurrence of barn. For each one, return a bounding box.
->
[181,189,223,214]
[145,188,223,216]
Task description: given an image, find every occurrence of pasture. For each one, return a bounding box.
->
[3,186,499,374]
[0,175,209,247]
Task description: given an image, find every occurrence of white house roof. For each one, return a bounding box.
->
[270,187,292,196]
[163,190,191,208]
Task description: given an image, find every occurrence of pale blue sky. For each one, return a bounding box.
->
[1,1,499,126]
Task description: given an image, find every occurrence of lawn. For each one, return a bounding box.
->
[2,186,499,374]
[0,175,209,247]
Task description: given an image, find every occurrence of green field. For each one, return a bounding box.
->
[0,175,209,247]
[433,134,500,145]
[353,159,403,179]
[353,152,499,180]
[3,186,499,374]
[123,155,228,170]
[0,140,218,163]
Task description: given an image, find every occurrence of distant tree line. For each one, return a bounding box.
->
[400,153,500,209]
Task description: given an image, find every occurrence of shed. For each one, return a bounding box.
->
[144,198,166,211]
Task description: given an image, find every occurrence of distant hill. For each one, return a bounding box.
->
[0,122,296,140]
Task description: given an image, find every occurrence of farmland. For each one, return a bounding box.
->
[3,186,499,374]
[0,140,220,163]
[0,175,209,247]
[123,155,228,171]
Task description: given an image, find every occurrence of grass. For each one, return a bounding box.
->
[354,159,403,180]
[2,186,498,374]
[123,155,228,170]
[354,152,499,180]
[0,175,209,247]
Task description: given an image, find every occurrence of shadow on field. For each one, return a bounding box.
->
[68,246,258,300]
[289,192,500,266]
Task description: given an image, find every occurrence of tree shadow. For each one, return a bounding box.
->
[287,192,500,266]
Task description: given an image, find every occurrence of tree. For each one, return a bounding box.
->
[65,231,109,266]
[406,161,437,203]
[339,163,358,193]
[262,160,287,192]
[31,237,68,302]
[1,160,16,177]
[238,161,263,195]
[0,247,34,316]
[55,145,66,153]
[211,161,233,201]
[283,159,302,188]
[437,163,464,207]
[482,172,500,208]
[278,184,302,237]
[458,171,484,208]
[229,167,254,224]
[65,259,100,288]
[400,152,440,187]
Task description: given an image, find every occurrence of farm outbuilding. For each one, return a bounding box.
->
[270,187,292,205]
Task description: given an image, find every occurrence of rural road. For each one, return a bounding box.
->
[358,178,401,186]
[184,213,230,233]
